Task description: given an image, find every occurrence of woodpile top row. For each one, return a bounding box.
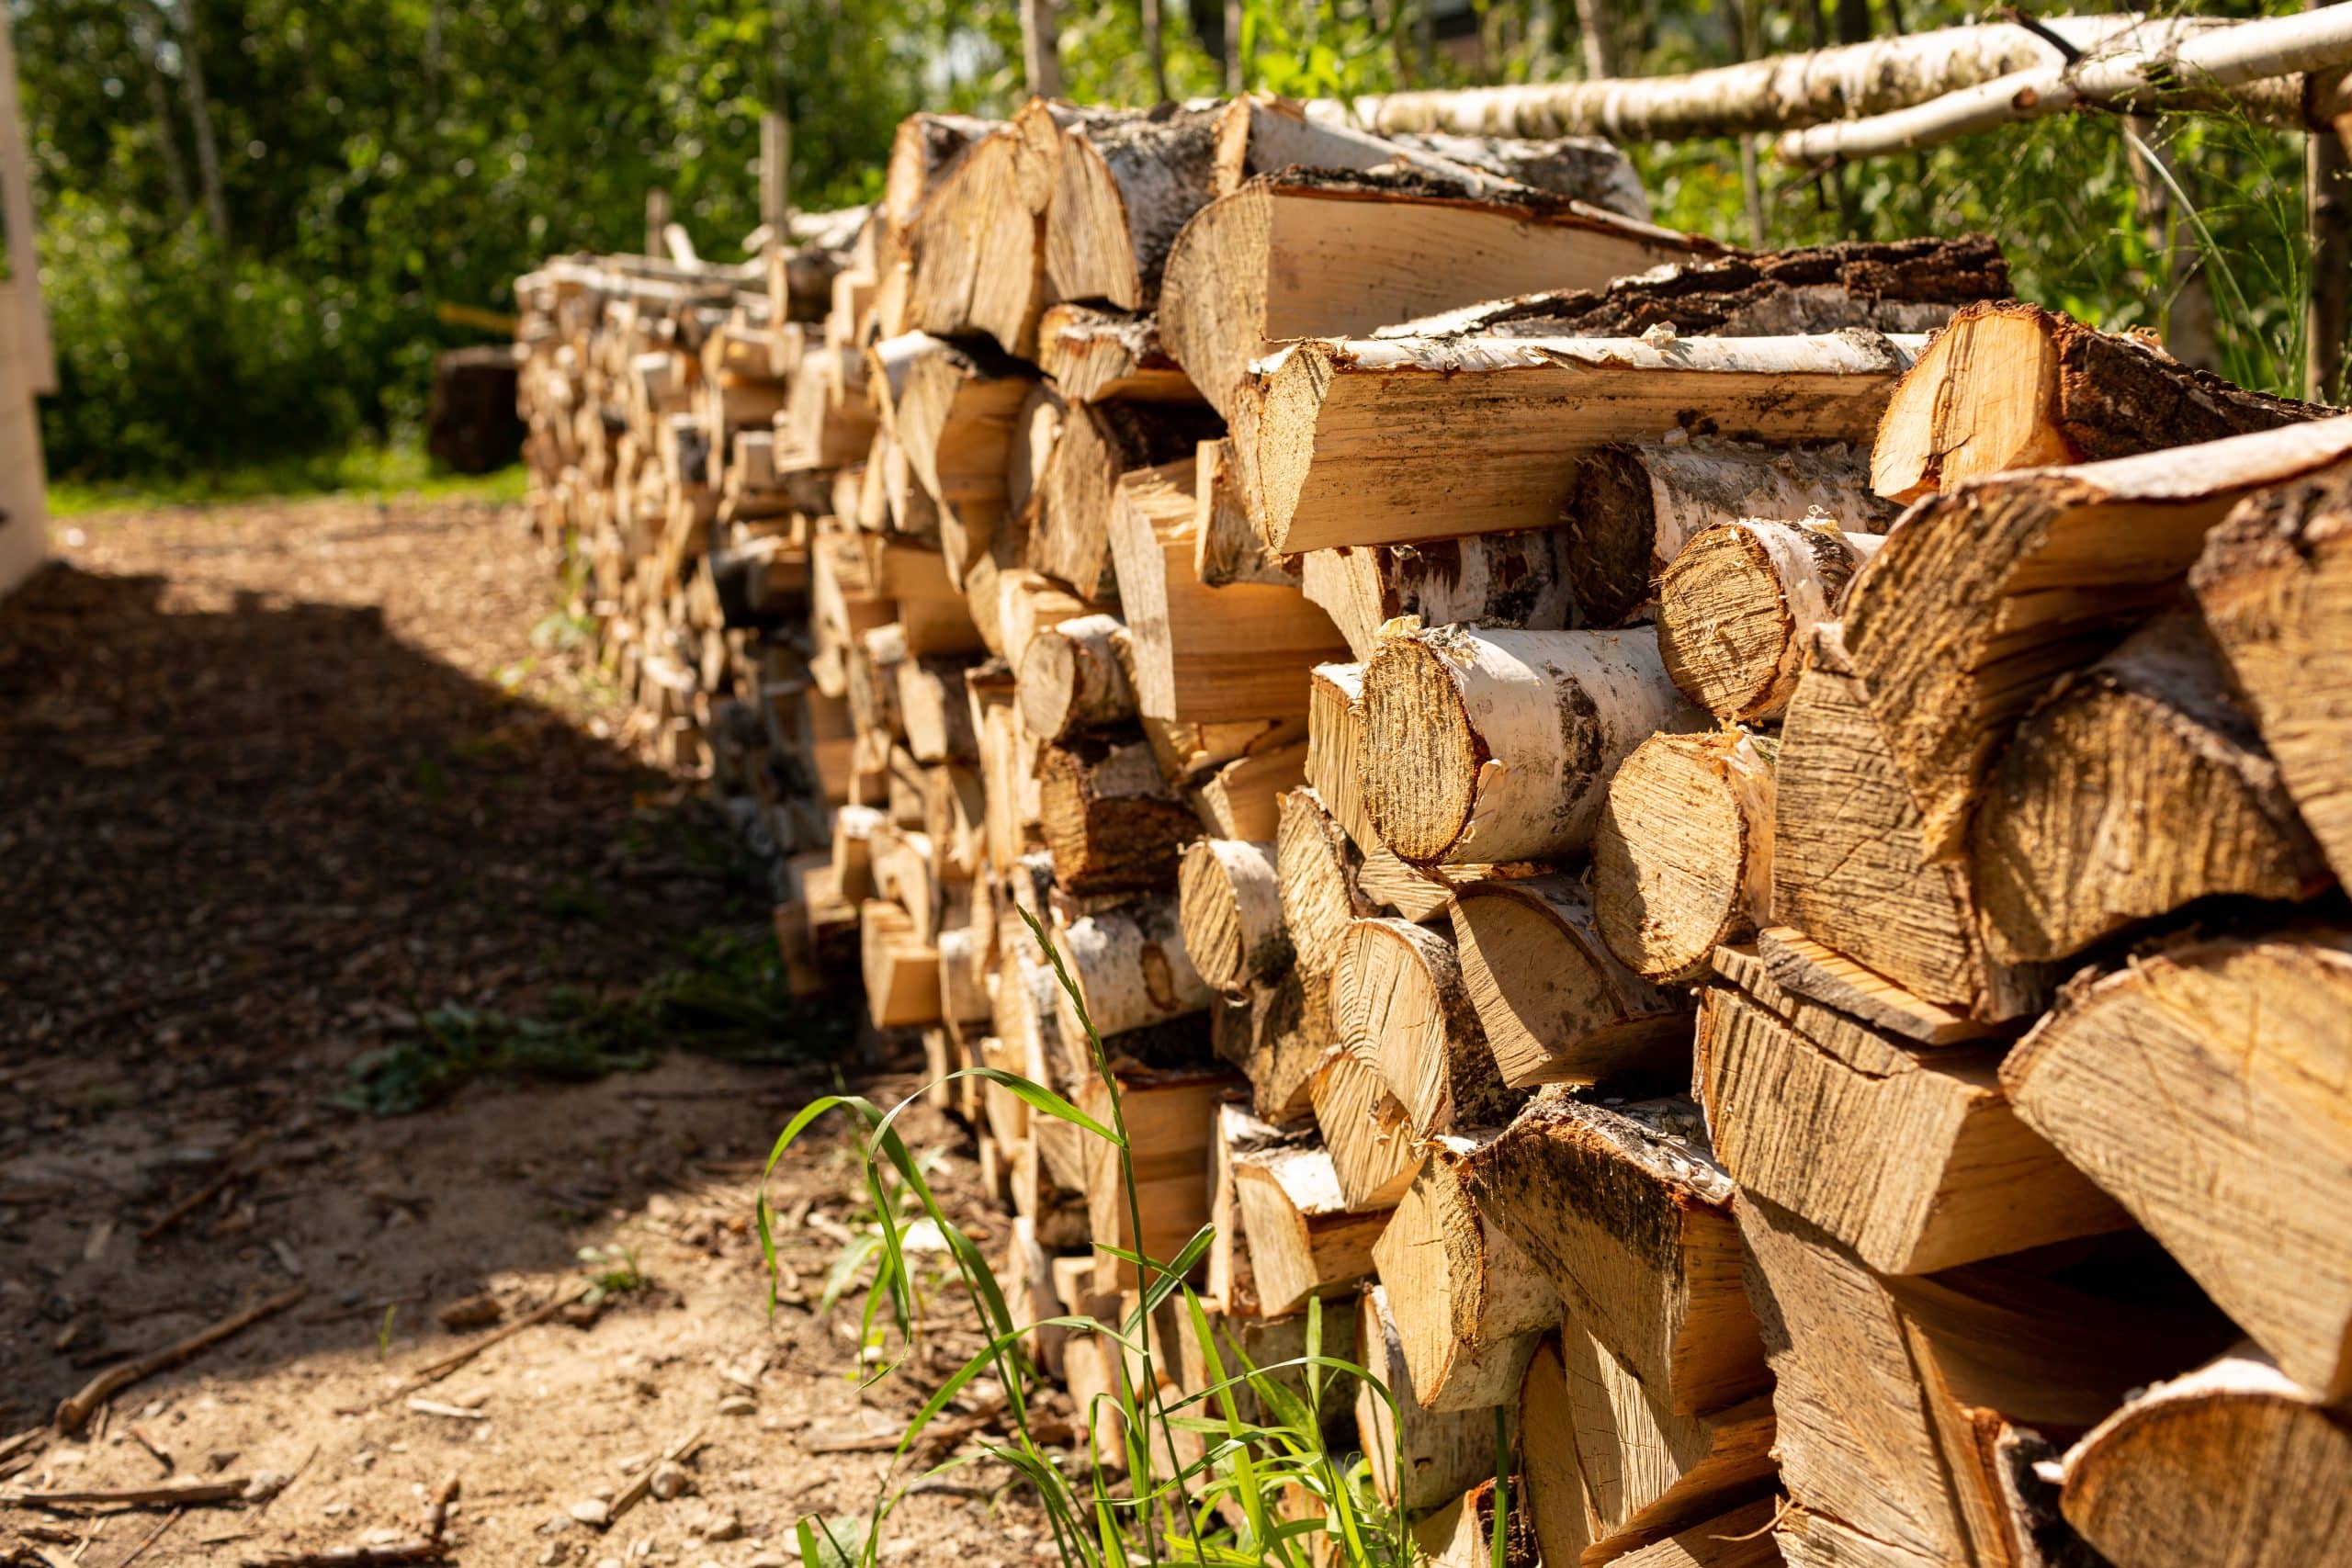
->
[514,86,2352,1568]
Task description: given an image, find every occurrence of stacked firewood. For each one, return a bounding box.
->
[530,88,2352,1568]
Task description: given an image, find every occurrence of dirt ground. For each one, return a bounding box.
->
[1,499,1051,1566]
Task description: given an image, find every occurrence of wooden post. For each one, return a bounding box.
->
[645,187,671,260]
[2310,56,2350,400]
[1141,0,1168,104]
[0,5,50,392]
[761,109,792,243]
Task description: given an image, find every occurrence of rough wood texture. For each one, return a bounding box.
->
[1386,236,2005,342]
[1520,1325,1777,1564]
[1159,171,1694,423]
[1050,893,1212,1042]
[1449,874,1690,1089]
[1178,837,1291,994]
[2191,457,2352,886]
[1036,734,1201,894]
[1373,1132,1561,1412]
[1773,655,2046,1022]
[1602,1498,1784,1568]
[1193,435,1296,589]
[1839,415,2352,864]
[1309,1044,1421,1212]
[1231,1132,1389,1315]
[1360,624,1706,865]
[1045,106,1223,311]
[2003,928,2352,1403]
[1105,456,1350,722]
[1593,730,1777,986]
[1562,437,1891,628]
[1032,400,1225,601]
[1213,964,1338,1127]
[1702,944,2129,1276]
[1971,609,2329,964]
[1740,1196,2234,1568]
[1276,785,1374,979]
[1355,1283,1501,1522]
[1657,521,1882,724]
[1305,661,1372,850]
[1016,610,1136,739]
[1078,1065,1237,1291]
[1462,1091,1767,1416]
[1333,916,1521,1138]
[1300,532,1576,661]
[860,898,942,1027]
[1872,299,2328,503]
[1257,331,1919,554]
[1035,304,1197,405]
[1184,739,1306,841]
[2059,1348,2352,1568]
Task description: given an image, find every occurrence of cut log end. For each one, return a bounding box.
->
[1593,731,1773,985]
[1358,635,1482,864]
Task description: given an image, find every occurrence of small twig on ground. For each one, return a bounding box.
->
[5,1478,250,1509]
[395,1285,589,1394]
[603,1423,707,1530]
[401,1398,485,1423]
[140,1168,243,1243]
[54,1288,308,1434]
[236,1473,460,1568]
[0,1427,47,1463]
[127,1422,175,1475]
[116,1508,183,1568]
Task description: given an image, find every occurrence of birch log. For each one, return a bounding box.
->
[1561,436,1890,627]
[1036,735,1201,893]
[2002,928,2352,1404]
[1230,1134,1388,1315]
[1969,608,2330,964]
[1035,304,1197,405]
[1355,1284,1500,1521]
[1277,785,1374,979]
[1299,532,1576,662]
[1448,874,1690,1088]
[2191,457,2352,886]
[1178,837,1290,993]
[1592,730,1777,985]
[1333,916,1521,1138]
[1656,520,1881,723]
[1017,611,1136,739]
[1871,301,2326,504]
[1259,333,1920,554]
[1044,105,1224,311]
[1309,1046,1421,1212]
[1050,895,1213,1042]
[1359,625,1705,865]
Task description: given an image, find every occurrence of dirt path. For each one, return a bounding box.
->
[1,501,1046,1566]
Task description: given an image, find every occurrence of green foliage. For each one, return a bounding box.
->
[578,1242,650,1304]
[758,908,1430,1566]
[340,930,845,1113]
[45,439,526,517]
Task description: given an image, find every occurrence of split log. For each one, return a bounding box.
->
[936,924,991,1026]
[1182,740,1305,841]
[1373,1134,1560,1413]
[923,763,986,880]
[1231,1132,1389,1315]
[1971,609,2329,964]
[1159,171,1694,423]
[1461,1091,1765,1415]
[1300,532,1576,662]
[1032,400,1225,602]
[1044,105,1223,310]
[897,657,978,762]
[1360,625,1705,865]
[1193,434,1296,589]
[847,623,909,741]
[885,111,996,238]
[1012,1123,1092,1254]
[1600,1498,1784,1568]
[1333,917,1521,1138]
[1657,521,1882,723]
[1353,845,1514,926]
[1387,130,1645,216]
[1751,925,1996,1048]
[1519,1331,1777,1566]
[1388,236,2005,343]
[876,333,1031,569]
[1258,332,1920,554]
[1702,942,2128,1276]
[1305,662,1372,850]
[1276,787,1374,983]
[1005,383,1066,525]
[1036,735,1200,894]
[861,899,941,1028]
[1213,964,1338,1127]
[994,566,1101,673]
[1178,838,1290,994]
[1772,652,2047,1021]
[1050,894,1213,1042]
[1310,1046,1422,1212]
[1871,301,2326,503]
[831,803,887,906]
[1016,611,1136,739]
[1449,874,1690,1088]
[1592,731,1777,986]
[2058,1348,2352,1568]
[1839,415,2352,864]
[1078,1065,1237,1291]
[2191,457,2352,886]
[2003,927,2352,1403]
[1562,436,1891,628]
[1105,457,1350,722]
[1035,304,1197,404]
[1356,1284,1501,1521]
[1207,1101,1290,1315]
[1214,91,1563,202]
[1739,1195,2233,1568]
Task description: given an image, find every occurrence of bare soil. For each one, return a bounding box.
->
[0,500,1048,1567]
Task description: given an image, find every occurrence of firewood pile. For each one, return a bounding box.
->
[517,90,2352,1568]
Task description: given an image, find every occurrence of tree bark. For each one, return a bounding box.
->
[1299,532,1575,661]
[1046,106,1221,310]
[1021,0,1063,96]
